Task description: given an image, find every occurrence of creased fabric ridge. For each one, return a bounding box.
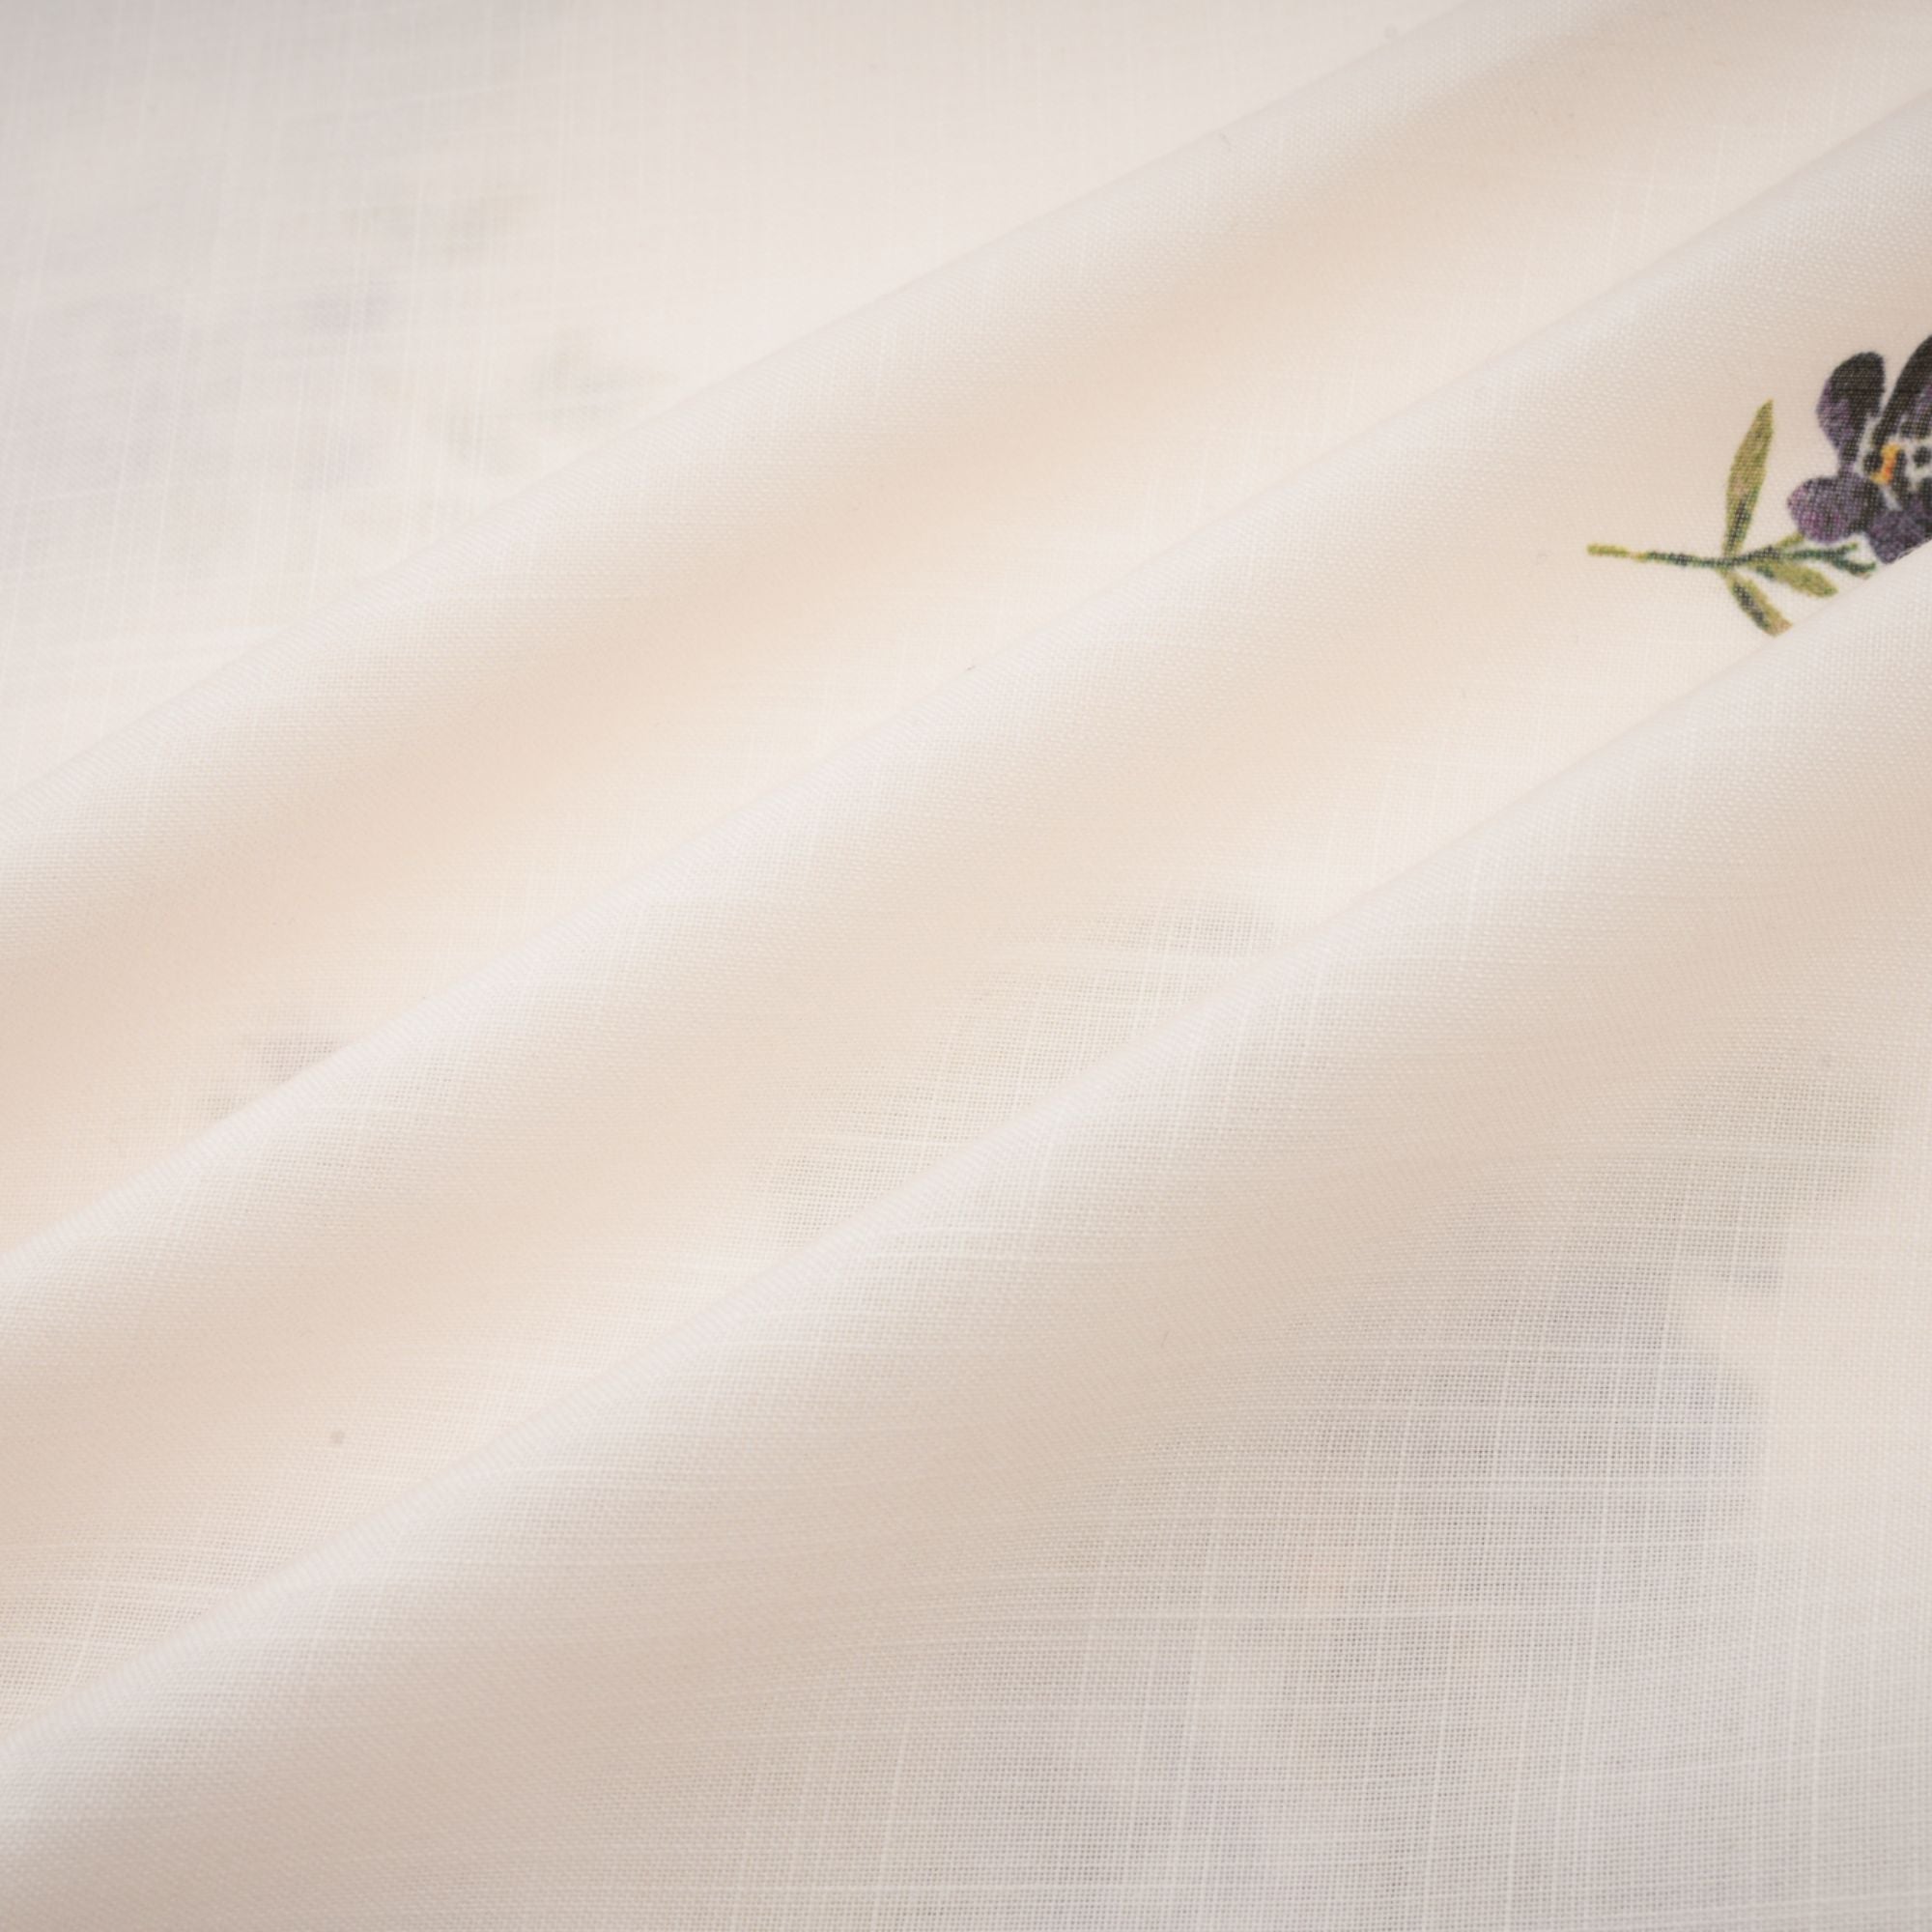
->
[5,532,1931,1927]
[7,61,1932,1744]
[4,0,1931,1241]
[5,0,1932,1922]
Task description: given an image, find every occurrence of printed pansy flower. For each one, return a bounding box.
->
[1583,345,1932,635]
[1789,336,1932,563]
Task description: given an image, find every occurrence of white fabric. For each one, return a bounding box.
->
[3,1,1931,1923]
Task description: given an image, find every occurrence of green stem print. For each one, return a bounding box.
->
[1589,400,1875,636]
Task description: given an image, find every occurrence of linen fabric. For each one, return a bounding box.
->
[4,0,1932,1923]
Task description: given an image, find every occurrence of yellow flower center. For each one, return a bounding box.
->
[1877,441,1904,487]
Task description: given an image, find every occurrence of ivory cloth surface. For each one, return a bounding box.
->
[4,1,1932,1923]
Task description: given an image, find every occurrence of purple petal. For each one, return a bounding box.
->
[1788,471,1880,544]
[1866,505,1931,563]
[1817,352,1885,461]
[1880,334,1932,443]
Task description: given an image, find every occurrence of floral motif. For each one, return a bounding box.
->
[1789,338,1932,562]
[1581,344,1932,633]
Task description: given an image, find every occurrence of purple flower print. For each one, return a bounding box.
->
[1788,337,1932,564]
[1586,350,1921,635]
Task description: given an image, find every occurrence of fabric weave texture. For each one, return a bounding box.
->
[2,1,1931,1924]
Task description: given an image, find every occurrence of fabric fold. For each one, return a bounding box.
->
[4,539,1930,1926]
[8,5,1932,1919]
[8,65,1932,1743]
[3,0,1930,1244]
